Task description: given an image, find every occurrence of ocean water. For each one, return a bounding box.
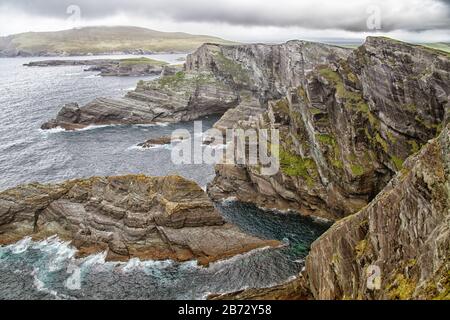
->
[0,55,330,299]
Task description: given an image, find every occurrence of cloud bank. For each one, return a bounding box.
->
[0,0,449,42]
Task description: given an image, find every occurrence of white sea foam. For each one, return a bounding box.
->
[120,257,142,273]
[77,124,119,131]
[220,197,239,204]
[135,122,170,127]
[127,145,147,151]
[80,251,108,267]
[127,144,172,151]
[31,267,64,299]
[10,237,32,254]
[39,127,66,134]
[83,74,100,79]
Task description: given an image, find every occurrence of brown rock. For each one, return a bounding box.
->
[0,175,280,265]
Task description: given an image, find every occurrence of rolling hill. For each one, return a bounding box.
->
[0,26,236,57]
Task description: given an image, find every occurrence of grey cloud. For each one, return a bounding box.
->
[1,0,449,32]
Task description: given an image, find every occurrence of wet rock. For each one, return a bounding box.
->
[137,134,188,148]
[24,58,167,77]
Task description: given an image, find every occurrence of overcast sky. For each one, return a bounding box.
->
[0,0,449,42]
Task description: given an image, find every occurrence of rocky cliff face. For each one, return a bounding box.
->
[305,125,449,300]
[203,38,449,300]
[0,175,279,266]
[207,37,449,221]
[217,124,449,300]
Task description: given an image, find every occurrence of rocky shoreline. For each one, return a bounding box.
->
[0,175,280,266]
[41,66,238,130]
[7,36,450,299]
[24,58,177,77]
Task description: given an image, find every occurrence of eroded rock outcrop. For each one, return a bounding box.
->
[41,70,240,130]
[0,175,279,266]
[137,134,188,148]
[24,58,169,77]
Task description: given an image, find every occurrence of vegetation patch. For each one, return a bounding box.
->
[157,71,219,91]
[408,140,421,154]
[159,71,186,87]
[309,107,324,115]
[298,86,308,101]
[279,147,317,186]
[355,239,368,259]
[388,274,417,300]
[318,66,370,115]
[391,155,404,171]
[119,57,167,66]
[316,133,343,169]
[214,51,250,85]
[351,164,365,176]
[273,99,290,115]
[375,133,389,153]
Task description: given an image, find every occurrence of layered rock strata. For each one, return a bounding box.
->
[207,37,450,221]
[41,70,239,130]
[213,124,450,300]
[0,175,279,266]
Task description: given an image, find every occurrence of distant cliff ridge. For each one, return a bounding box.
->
[0,26,236,57]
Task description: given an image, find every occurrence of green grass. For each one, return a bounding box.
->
[119,57,167,66]
[155,71,221,93]
[351,164,365,176]
[279,148,317,185]
[422,43,450,54]
[375,133,389,153]
[315,133,344,169]
[159,71,187,87]
[273,99,290,114]
[316,134,336,146]
[391,155,404,171]
[408,140,421,154]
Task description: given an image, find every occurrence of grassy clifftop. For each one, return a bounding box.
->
[423,42,450,53]
[0,26,236,56]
